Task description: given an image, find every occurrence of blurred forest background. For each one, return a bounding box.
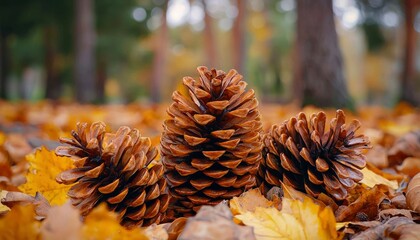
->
[0,0,419,107]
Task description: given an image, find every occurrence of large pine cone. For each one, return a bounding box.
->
[161,66,263,216]
[56,122,169,228]
[258,110,371,200]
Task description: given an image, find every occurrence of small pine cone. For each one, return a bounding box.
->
[258,110,371,201]
[161,66,263,216]
[56,122,169,228]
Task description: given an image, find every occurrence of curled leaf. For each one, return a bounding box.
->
[360,167,398,190]
[179,203,255,240]
[236,198,337,240]
[352,217,420,240]
[230,188,274,216]
[397,157,420,178]
[19,147,74,205]
[40,202,82,240]
[406,173,420,213]
[335,185,387,222]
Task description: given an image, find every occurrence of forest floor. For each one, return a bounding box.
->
[0,101,419,239]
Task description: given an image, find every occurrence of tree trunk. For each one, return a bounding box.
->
[0,32,10,99]
[401,0,420,105]
[232,0,246,74]
[74,0,96,103]
[294,0,352,108]
[203,0,217,68]
[150,2,168,103]
[96,61,106,103]
[44,26,60,100]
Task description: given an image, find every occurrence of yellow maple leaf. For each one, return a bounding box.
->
[19,147,74,205]
[360,167,398,190]
[82,204,148,240]
[0,204,41,239]
[236,198,338,240]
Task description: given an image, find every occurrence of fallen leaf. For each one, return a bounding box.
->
[230,188,274,215]
[3,133,33,163]
[19,147,74,205]
[378,209,413,220]
[388,130,420,166]
[236,198,337,240]
[0,204,40,239]
[360,167,398,190]
[352,217,420,240]
[365,145,389,168]
[397,157,420,177]
[179,202,255,240]
[281,183,327,209]
[406,173,420,213]
[0,190,51,220]
[335,185,387,222]
[40,202,82,240]
[336,221,381,236]
[82,204,147,240]
[144,224,168,240]
[0,190,10,212]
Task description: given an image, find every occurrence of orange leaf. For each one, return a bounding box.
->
[0,205,40,239]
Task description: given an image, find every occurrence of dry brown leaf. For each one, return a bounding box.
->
[365,145,389,168]
[335,185,387,222]
[179,203,255,240]
[230,188,274,215]
[388,131,420,166]
[378,209,413,220]
[352,217,420,240]
[40,202,82,240]
[3,133,32,163]
[406,173,420,213]
[0,204,41,239]
[336,220,381,237]
[397,157,420,177]
[0,190,51,219]
[19,147,74,205]
[236,197,337,240]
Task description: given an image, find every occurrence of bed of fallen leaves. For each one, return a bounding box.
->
[0,100,419,240]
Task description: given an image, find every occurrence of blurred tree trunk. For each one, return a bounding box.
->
[401,0,420,105]
[203,0,217,68]
[232,0,246,74]
[44,25,60,100]
[294,0,352,108]
[96,61,106,103]
[74,0,96,103]
[151,2,168,103]
[0,32,10,99]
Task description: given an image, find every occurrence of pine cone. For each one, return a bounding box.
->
[56,122,169,228]
[258,110,371,201]
[160,66,263,216]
